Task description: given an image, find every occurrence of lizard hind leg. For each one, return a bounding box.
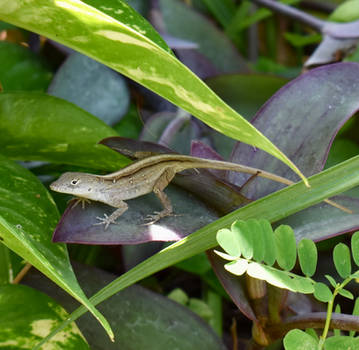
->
[145,168,176,225]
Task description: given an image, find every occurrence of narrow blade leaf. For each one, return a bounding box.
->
[0,0,307,182]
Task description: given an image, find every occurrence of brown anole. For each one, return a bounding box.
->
[50,154,349,229]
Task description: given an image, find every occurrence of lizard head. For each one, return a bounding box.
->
[50,172,100,199]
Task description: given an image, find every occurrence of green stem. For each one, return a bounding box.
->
[318,276,353,348]
[319,293,335,349]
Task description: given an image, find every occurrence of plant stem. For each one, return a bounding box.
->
[251,0,325,31]
[319,294,335,348]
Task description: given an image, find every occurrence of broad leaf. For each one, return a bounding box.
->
[52,189,219,245]
[159,0,247,73]
[206,74,287,120]
[0,41,52,91]
[0,155,112,339]
[0,0,307,182]
[207,250,257,322]
[0,284,89,349]
[24,263,226,350]
[230,62,359,197]
[0,92,126,170]
[48,52,130,125]
[279,196,359,242]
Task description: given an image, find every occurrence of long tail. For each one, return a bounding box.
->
[180,159,352,214]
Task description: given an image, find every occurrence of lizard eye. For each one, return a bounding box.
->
[71,179,79,185]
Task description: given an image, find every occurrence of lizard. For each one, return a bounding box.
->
[49,154,350,229]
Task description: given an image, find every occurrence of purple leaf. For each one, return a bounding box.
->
[191,140,227,179]
[53,137,251,245]
[207,250,257,322]
[23,264,226,350]
[229,62,359,200]
[305,36,358,67]
[278,196,359,243]
[52,187,218,245]
[324,20,359,39]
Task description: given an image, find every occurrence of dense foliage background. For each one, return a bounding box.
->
[1,0,359,349]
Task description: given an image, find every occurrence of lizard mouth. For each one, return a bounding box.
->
[49,181,60,191]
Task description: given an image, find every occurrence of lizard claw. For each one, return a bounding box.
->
[72,198,91,209]
[143,211,163,225]
[143,211,179,225]
[93,214,118,230]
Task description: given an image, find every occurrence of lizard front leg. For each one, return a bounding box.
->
[145,168,176,224]
[94,201,128,230]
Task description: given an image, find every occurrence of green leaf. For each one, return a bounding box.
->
[160,0,246,73]
[0,41,52,91]
[274,225,297,271]
[48,52,130,125]
[351,231,359,267]
[284,32,322,48]
[313,282,333,303]
[188,298,213,321]
[259,219,276,266]
[231,221,253,259]
[350,297,359,336]
[0,243,11,285]
[167,288,189,305]
[247,219,265,262]
[0,0,308,184]
[224,259,248,276]
[305,328,319,341]
[329,0,359,23]
[27,263,226,350]
[0,155,113,339]
[206,74,288,121]
[216,228,241,257]
[34,155,359,346]
[324,335,359,350]
[0,284,89,349]
[333,243,352,278]
[247,263,297,292]
[283,329,318,350]
[291,276,315,294]
[298,239,317,277]
[338,288,354,300]
[352,297,359,316]
[325,275,337,289]
[0,92,126,171]
[334,304,341,337]
[201,0,236,27]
